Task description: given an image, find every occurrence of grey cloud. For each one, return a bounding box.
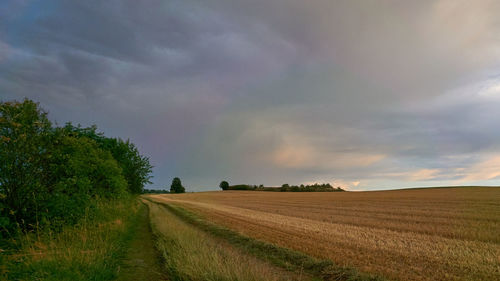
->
[1,0,500,190]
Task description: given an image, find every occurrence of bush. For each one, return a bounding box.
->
[61,123,153,194]
[0,99,152,237]
[41,134,127,228]
[0,99,53,233]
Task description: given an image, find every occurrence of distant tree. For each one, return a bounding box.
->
[170,177,185,193]
[219,181,229,190]
[281,183,290,188]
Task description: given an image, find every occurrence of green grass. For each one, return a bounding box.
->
[116,203,166,281]
[146,198,385,281]
[1,197,141,281]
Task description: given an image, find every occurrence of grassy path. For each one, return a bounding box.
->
[116,204,167,281]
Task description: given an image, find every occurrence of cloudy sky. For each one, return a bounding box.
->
[1,0,500,191]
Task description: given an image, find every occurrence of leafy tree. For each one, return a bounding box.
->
[0,99,152,235]
[219,181,229,190]
[0,99,52,232]
[61,123,153,194]
[170,177,185,193]
[41,132,127,227]
[100,138,152,194]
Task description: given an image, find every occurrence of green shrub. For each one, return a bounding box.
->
[61,124,153,194]
[0,99,53,234]
[39,134,127,228]
[0,99,151,237]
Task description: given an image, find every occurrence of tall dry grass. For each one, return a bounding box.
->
[1,197,140,281]
[144,199,309,281]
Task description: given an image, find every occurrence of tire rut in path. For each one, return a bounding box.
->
[116,204,167,281]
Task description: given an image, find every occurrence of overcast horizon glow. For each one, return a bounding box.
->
[2,0,500,191]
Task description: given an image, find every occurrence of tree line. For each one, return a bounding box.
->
[142,188,170,194]
[0,99,153,237]
[219,181,345,192]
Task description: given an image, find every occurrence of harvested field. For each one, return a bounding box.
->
[147,187,500,281]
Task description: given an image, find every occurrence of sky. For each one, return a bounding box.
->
[1,0,500,191]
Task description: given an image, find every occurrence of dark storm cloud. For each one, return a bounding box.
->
[1,0,500,190]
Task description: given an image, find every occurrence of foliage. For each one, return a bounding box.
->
[2,198,140,281]
[222,183,345,192]
[0,99,53,235]
[0,99,152,237]
[219,181,229,190]
[226,184,256,190]
[170,177,185,193]
[279,183,344,192]
[41,133,128,227]
[142,189,169,194]
[61,123,153,194]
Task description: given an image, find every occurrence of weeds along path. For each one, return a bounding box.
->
[142,199,313,281]
[146,190,500,281]
[2,198,146,281]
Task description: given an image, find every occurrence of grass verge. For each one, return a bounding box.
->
[146,198,385,281]
[144,199,308,281]
[1,197,141,281]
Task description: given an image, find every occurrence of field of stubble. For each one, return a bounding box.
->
[148,187,500,281]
